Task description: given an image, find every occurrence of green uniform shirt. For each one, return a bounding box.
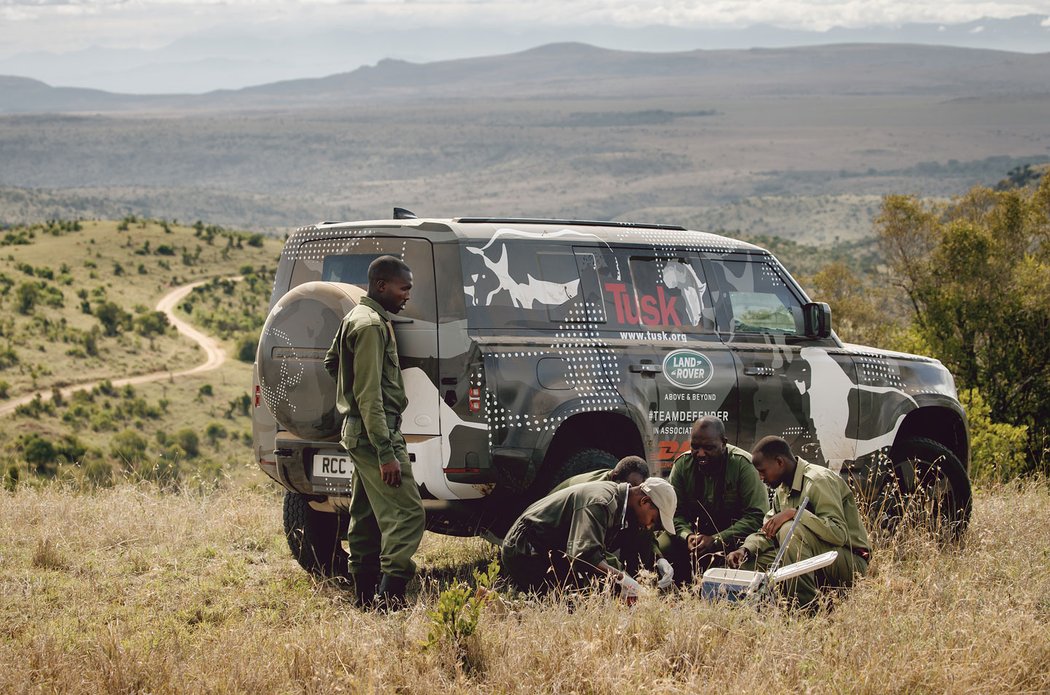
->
[550,469,613,493]
[505,481,629,569]
[668,444,768,549]
[742,457,871,557]
[323,296,407,463]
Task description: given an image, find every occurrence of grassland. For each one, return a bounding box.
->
[0,218,282,487]
[0,479,1046,693]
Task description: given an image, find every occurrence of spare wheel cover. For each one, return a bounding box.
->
[257,281,363,440]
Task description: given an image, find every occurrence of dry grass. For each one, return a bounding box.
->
[1,480,1047,694]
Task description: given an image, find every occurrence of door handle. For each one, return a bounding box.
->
[744,366,776,377]
[629,364,662,374]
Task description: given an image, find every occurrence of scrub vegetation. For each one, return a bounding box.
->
[0,479,1046,693]
[0,218,281,487]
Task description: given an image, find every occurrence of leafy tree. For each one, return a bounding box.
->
[875,177,1050,472]
[94,301,132,337]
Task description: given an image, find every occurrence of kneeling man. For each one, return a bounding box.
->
[726,436,871,607]
[501,478,677,599]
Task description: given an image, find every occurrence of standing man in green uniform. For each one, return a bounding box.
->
[501,477,677,599]
[324,255,425,610]
[660,416,768,584]
[726,436,871,607]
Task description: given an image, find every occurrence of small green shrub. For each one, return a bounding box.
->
[111,429,149,470]
[174,429,200,458]
[961,389,1029,483]
[425,560,500,657]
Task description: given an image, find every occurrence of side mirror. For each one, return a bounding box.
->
[802,302,832,339]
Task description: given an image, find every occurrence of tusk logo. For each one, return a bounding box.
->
[662,349,715,389]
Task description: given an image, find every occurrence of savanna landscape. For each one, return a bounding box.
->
[2,41,1049,693]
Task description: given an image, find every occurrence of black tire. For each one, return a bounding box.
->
[863,437,972,541]
[550,447,618,490]
[282,491,350,578]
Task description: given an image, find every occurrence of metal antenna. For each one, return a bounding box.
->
[751,496,810,597]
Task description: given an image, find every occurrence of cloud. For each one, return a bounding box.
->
[1,0,1048,56]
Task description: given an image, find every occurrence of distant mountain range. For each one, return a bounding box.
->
[1,14,1048,95]
[2,42,1049,114]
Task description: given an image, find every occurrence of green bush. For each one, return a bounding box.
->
[94,301,132,337]
[20,433,57,475]
[236,334,258,363]
[174,429,200,458]
[961,389,1029,484]
[205,422,228,447]
[111,429,149,470]
[134,310,169,337]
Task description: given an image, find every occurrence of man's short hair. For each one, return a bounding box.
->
[694,415,726,438]
[367,255,411,285]
[752,435,793,461]
[610,455,649,482]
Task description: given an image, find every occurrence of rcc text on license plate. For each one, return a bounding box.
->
[313,451,354,479]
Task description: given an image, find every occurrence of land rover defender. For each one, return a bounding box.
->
[253,214,971,578]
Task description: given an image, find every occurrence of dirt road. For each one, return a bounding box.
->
[0,277,239,418]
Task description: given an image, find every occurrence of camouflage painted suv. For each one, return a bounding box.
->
[253,213,971,578]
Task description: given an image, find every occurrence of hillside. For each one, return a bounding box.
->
[0,218,282,487]
[3,43,1050,113]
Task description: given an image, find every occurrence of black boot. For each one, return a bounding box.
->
[376,574,409,612]
[352,571,380,609]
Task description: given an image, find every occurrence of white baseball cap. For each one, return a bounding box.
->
[640,477,677,535]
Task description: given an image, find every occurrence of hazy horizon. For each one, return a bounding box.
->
[0,2,1048,94]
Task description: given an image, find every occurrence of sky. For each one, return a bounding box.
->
[2,0,1049,56]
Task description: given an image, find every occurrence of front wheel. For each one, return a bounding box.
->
[862,437,972,542]
[282,491,350,578]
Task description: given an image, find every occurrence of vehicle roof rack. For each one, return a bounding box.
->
[456,217,687,231]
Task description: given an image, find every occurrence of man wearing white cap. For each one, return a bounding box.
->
[500,477,677,600]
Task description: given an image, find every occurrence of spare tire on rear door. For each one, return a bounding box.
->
[257,281,364,440]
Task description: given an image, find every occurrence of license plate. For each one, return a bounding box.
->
[312,451,355,480]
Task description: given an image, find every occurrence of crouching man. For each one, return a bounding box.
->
[500,478,677,600]
[726,436,871,607]
[660,416,768,584]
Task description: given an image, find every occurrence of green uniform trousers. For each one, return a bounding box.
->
[346,430,425,580]
[743,522,868,607]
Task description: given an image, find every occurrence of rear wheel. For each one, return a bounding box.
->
[551,447,618,490]
[862,437,972,542]
[282,491,350,578]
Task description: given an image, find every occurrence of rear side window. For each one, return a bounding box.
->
[705,257,805,337]
[462,242,584,329]
[287,236,436,323]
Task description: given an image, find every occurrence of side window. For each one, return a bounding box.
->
[575,247,713,333]
[462,242,583,328]
[288,236,436,323]
[706,258,804,337]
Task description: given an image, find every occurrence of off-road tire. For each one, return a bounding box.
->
[865,437,972,542]
[551,447,618,489]
[282,491,350,578]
